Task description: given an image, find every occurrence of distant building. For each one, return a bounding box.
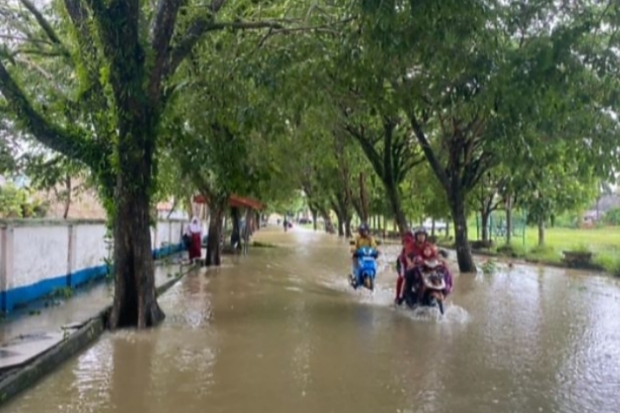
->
[583,194,620,223]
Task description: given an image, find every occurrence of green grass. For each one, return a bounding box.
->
[437,224,620,275]
[520,226,619,254]
[593,254,620,276]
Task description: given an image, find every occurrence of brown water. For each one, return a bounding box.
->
[4,228,620,413]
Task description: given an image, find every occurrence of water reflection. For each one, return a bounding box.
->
[3,227,620,413]
[108,333,154,412]
[73,338,113,409]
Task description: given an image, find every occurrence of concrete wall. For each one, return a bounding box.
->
[0,219,187,313]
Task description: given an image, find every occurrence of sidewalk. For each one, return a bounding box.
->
[0,254,199,405]
[0,259,189,343]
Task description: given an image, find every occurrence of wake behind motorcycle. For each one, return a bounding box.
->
[348,244,379,291]
[402,259,448,314]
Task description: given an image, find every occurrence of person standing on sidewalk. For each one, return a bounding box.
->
[185,217,202,263]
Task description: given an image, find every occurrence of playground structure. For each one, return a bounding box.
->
[475,210,527,246]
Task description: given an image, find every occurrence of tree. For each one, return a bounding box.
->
[0,0,327,328]
[350,0,619,272]
[341,110,423,235]
[21,151,91,219]
[315,34,424,235]
[469,168,508,243]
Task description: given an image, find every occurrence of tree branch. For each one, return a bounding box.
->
[408,111,450,189]
[149,0,186,102]
[80,0,110,34]
[167,19,285,77]
[209,0,228,13]
[399,153,425,180]
[62,0,113,137]
[343,122,384,180]
[0,59,105,167]
[19,0,71,59]
[462,153,494,190]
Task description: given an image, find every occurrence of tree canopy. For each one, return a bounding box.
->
[1,0,619,327]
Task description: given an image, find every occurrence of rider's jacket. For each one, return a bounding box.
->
[351,235,377,253]
[397,241,437,274]
[412,242,438,260]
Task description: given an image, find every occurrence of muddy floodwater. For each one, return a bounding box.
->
[3,228,620,413]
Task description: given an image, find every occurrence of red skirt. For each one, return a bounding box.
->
[189,233,202,259]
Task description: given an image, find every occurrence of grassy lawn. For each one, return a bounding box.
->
[518,227,619,274]
[448,222,620,275]
[516,226,619,253]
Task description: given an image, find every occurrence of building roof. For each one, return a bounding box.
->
[192,194,265,210]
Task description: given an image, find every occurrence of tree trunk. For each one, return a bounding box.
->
[319,208,334,233]
[345,216,352,238]
[449,192,476,272]
[310,207,318,231]
[385,180,407,235]
[480,209,491,242]
[230,206,241,249]
[359,172,369,223]
[62,174,71,219]
[382,215,387,238]
[108,154,163,329]
[206,203,225,266]
[537,218,545,247]
[351,200,363,223]
[166,197,178,219]
[505,195,513,244]
[336,212,345,237]
[186,195,194,219]
[431,218,436,237]
[243,209,252,246]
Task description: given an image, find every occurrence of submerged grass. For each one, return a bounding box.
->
[251,241,278,248]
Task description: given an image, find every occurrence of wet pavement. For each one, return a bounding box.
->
[2,227,620,413]
[0,261,187,343]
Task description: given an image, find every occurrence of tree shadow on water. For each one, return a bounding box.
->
[108,333,155,412]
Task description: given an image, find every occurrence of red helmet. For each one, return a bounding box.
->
[402,230,414,243]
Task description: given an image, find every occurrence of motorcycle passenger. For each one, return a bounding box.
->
[351,223,379,273]
[402,228,440,305]
[395,230,415,305]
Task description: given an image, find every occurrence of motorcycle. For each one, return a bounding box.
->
[349,246,379,291]
[402,259,448,314]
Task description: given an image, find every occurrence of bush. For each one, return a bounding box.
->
[528,245,561,263]
[594,253,620,277]
[496,243,526,257]
[603,208,620,226]
[0,184,29,217]
[553,213,580,229]
[0,184,49,218]
[569,243,591,253]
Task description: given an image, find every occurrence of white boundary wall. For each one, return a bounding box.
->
[0,219,187,312]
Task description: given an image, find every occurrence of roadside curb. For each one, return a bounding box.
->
[0,263,196,407]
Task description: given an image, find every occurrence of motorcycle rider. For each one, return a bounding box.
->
[399,227,441,305]
[351,223,379,273]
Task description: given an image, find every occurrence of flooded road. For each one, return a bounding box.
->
[4,227,620,413]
